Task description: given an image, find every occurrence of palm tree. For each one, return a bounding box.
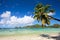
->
[33,3,60,28]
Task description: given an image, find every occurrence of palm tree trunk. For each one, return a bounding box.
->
[42,24,44,28]
[41,18,46,28]
[48,16,60,21]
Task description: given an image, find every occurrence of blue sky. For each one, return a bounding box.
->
[0,0,60,28]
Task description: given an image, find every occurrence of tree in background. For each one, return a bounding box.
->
[33,3,60,28]
[53,24,60,28]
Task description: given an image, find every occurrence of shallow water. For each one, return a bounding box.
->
[0,28,60,36]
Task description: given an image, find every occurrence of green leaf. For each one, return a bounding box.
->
[49,9,55,13]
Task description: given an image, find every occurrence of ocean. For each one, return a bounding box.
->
[0,28,60,36]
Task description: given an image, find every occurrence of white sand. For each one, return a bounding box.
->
[0,34,57,40]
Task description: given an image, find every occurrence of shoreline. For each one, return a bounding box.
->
[0,28,60,40]
[0,33,59,40]
[0,31,59,37]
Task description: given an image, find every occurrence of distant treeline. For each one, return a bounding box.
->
[15,24,60,28]
[0,24,60,29]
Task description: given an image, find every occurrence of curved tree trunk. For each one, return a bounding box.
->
[41,19,46,28]
[48,16,60,21]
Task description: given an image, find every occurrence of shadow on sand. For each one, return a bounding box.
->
[40,33,60,40]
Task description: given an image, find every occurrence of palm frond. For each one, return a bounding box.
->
[48,16,60,21]
[33,14,41,22]
[35,3,43,9]
[44,4,51,12]
[46,19,50,25]
[49,9,55,13]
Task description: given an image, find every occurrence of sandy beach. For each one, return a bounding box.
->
[0,33,59,40]
[0,28,60,40]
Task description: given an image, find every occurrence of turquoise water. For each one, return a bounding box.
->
[0,28,60,36]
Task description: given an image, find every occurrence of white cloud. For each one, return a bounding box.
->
[0,19,5,24]
[48,12,55,16]
[1,11,11,18]
[0,11,35,28]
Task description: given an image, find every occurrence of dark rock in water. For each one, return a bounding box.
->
[40,34,49,37]
[40,33,60,40]
[51,36,60,40]
[56,36,60,40]
[40,34,50,39]
[51,33,60,40]
[51,36,58,39]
